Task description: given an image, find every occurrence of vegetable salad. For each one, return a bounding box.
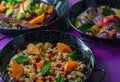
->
[75,6,120,39]
[7,42,87,82]
[0,0,55,29]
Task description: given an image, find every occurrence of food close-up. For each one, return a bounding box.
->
[0,0,120,82]
[0,0,56,29]
[75,6,120,39]
[7,42,86,82]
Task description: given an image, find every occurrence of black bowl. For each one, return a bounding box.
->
[67,0,120,44]
[0,30,95,82]
[0,0,68,36]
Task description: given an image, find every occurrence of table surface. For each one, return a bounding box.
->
[0,0,120,82]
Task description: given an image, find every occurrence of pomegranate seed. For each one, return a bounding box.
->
[33,77,38,82]
[61,58,65,62]
[56,64,61,68]
[49,51,53,54]
[60,67,64,71]
[57,57,62,60]
[15,79,19,82]
[41,76,46,81]
[48,77,52,82]
[47,54,52,59]
[54,78,57,80]
[51,52,56,56]
[33,64,37,69]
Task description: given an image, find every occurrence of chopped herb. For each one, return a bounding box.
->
[30,3,37,10]
[41,60,50,75]
[8,0,22,3]
[113,25,120,30]
[25,10,32,13]
[102,8,115,16]
[15,56,30,63]
[78,24,93,33]
[57,75,63,82]
[70,50,78,61]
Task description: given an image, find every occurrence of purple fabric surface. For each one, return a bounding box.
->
[0,0,120,82]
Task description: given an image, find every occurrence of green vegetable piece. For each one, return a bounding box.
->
[17,12,25,20]
[25,10,32,13]
[70,50,78,61]
[40,2,48,10]
[57,75,63,82]
[6,2,11,9]
[78,24,93,33]
[41,60,50,75]
[15,56,30,63]
[5,8,14,16]
[7,0,22,3]
[35,9,42,15]
[102,8,115,16]
[113,25,120,31]
[30,3,37,10]
[14,0,22,3]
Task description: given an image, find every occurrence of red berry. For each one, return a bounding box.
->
[15,79,19,82]
[33,77,38,82]
[41,76,46,81]
[61,58,65,62]
[56,64,61,68]
[57,57,62,60]
[47,54,52,59]
[33,64,37,69]
[48,77,52,82]
[51,52,56,56]
[60,67,64,71]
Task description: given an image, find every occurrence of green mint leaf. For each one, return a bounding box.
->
[57,75,63,82]
[78,24,93,33]
[41,60,50,75]
[30,3,37,10]
[15,56,30,63]
[113,25,120,30]
[25,10,32,13]
[8,0,22,3]
[70,50,78,61]
[102,8,115,16]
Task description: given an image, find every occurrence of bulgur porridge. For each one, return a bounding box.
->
[7,42,87,82]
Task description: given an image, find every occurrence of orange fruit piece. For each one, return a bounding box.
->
[11,60,24,79]
[27,43,41,55]
[36,80,44,82]
[63,60,78,73]
[36,60,45,68]
[29,13,45,24]
[57,42,72,52]
[0,5,6,13]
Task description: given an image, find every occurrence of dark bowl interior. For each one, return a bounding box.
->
[68,0,120,43]
[0,0,68,36]
[0,30,95,82]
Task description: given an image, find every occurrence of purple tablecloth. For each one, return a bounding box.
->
[0,0,120,82]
